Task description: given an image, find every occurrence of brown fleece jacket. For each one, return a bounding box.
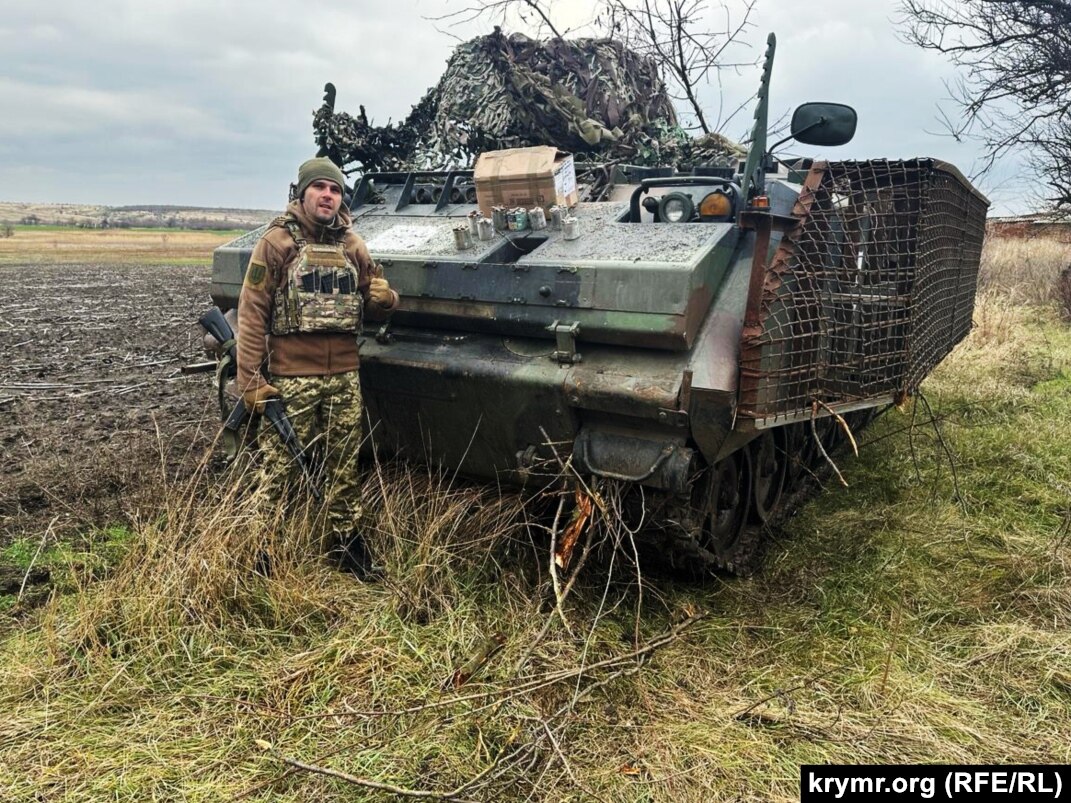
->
[236,200,398,392]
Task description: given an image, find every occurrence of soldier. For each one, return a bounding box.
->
[237,157,398,577]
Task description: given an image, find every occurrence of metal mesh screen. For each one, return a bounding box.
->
[738,159,988,423]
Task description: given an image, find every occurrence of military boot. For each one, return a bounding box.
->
[330,532,383,581]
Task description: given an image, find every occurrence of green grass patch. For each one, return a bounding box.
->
[1,524,136,574]
[0,525,138,615]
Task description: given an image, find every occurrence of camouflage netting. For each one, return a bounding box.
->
[313,29,745,183]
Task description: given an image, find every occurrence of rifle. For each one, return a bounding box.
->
[199,307,322,500]
[223,396,322,500]
[199,307,238,375]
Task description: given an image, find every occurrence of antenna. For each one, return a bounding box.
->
[741,33,776,204]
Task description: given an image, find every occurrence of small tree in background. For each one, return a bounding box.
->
[899,0,1071,213]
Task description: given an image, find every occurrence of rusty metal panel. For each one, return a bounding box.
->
[738,159,988,423]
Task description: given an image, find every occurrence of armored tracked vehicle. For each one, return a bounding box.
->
[206,35,988,575]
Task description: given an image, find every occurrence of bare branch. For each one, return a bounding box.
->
[898,0,1071,210]
[427,0,564,39]
[266,741,521,801]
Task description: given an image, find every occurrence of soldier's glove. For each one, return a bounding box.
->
[368,277,396,308]
[242,382,280,414]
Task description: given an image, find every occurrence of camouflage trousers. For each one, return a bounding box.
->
[257,371,364,538]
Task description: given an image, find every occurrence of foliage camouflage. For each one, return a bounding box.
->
[312,29,745,181]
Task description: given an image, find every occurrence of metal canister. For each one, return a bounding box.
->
[467,210,480,236]
[549,205,563,230]
[477,217,494,241]
[562,215,580,241]
[529,206,547,230]
[492,206,508,232]
[508,207,529,231]
[453,224,473,250]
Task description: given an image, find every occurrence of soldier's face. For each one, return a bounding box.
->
[302,179,343,224]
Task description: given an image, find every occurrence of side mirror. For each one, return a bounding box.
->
[791,102,857,147]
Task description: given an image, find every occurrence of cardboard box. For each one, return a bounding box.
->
[474,146,577,217]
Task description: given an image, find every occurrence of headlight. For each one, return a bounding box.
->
[698,190,734,219]
[657,192,695,223]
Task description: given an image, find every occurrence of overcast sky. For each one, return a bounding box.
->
[0,0,1033,215]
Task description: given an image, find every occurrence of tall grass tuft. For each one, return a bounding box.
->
[361,459,534,624]
[1055,265,1071,321]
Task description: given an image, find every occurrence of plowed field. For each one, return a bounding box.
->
[0,260,220,546]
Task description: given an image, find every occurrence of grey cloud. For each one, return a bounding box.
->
[0,77,230,138]
[0,0,1032,213]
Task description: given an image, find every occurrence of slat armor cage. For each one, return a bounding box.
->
[739,159,989,424]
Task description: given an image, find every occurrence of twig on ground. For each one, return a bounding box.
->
[810,401,847,487]
[733,665,844,720]
[539,718,578,784]
[547,489,576,638]
[815,399,858,456]
[918,392,964,509]
[262,739,521,801]
[513,519,597,673]
[879,596,904,697]
[18,516,57,603]
[291,613,706,722]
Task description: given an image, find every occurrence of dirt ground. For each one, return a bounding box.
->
[0,262,221,549]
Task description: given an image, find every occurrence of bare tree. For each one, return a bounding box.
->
[598,0,758,134]
[899,0,1071,211]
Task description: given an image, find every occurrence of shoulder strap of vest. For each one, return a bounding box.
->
[269,214,307,248]
[284,218,306,248]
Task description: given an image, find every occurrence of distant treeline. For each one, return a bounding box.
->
[9,212,271,231]
[108,204,276,215]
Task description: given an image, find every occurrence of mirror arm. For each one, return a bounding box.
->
[768,116,827,156]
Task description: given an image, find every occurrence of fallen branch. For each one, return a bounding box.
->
[547,489,576,638]
[733,665,844,720]
[810,401,847,487]
[259,739,520,801]
[555,488,593,570]
[814,399,858,457]
[513,515,597,673]
[291,613,706,723]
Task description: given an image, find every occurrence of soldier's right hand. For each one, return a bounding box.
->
[368,277,396,308]
[242,383,280,413]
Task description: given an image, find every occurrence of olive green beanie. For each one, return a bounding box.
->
[295,157,345,197]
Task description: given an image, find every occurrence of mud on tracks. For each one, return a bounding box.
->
[0,262,221,547]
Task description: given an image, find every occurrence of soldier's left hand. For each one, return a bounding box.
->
[369,277,395,307]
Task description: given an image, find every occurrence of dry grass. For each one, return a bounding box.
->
[0,230,1069,800]
[978,233,1071,307]
[0,226,243,266]
[2,359,1069,800]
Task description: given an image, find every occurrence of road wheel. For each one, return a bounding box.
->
[750,430,787,523]
[698,449,762,575]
